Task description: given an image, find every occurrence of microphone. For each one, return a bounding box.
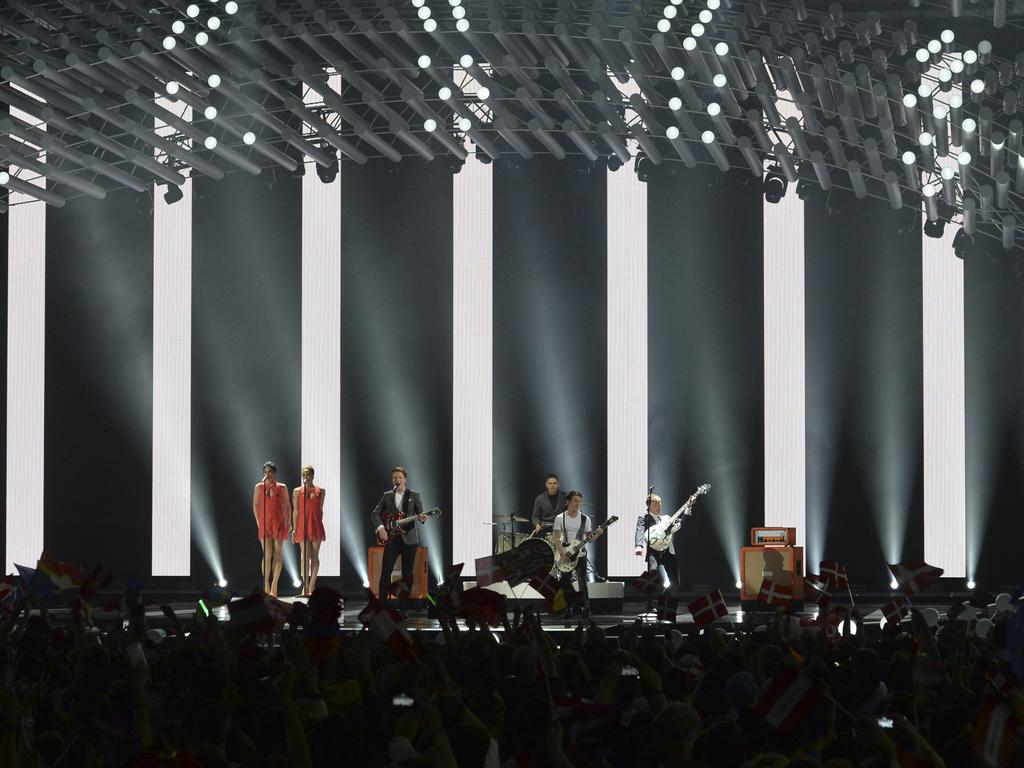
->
[647,485,654,496]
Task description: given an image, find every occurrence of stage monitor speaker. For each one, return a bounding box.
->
[740,546,803,601]
[368,546,429,598]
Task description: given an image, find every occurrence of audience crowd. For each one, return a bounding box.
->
[1,586,1022,768]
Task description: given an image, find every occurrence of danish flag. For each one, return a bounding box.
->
[473,555,505,588]
[819,560,849,591]
[359,596,416,660]
[630,568,664,596]
[881,595,912,625]
[759,578,792,606]
[888,561,944,597]
[529,571,566,613]
[804,578,832,610]
[756,667,823,735]
[687,589,729,627]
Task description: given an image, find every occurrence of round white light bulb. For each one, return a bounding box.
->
[225,1,239,14]
[0,171,9,184]
[963,49,978,64]
[452,6,465,19]
[438,86,452,100]
[919,132,933,146]
[903,94,917,108]
[967,580,976,589]
[166,80,180,95]
[971,79,985,94]
[455,18,468,32]
[950,59,964,74]
[163,36,176,50]
[902,150,916,165]
[417,54,431,69]
[664,5,678,19]
[713,73,727,88]
[204,136,217,150]
[928,40,941,54]
[477,86,490,100]
[424,118,437,132]
[669,96,682,111]
[699,9,713,23]
[666,125,680,139]
[715,41,729,56]
[172,20,186,34]
[683,36,697,51]
[412,0,426,7]
[207,16,220,30]
[423,19,437,32]
[458,117,472,132]
[958,151,972,165]
[459,54,473,68]
[941,29,954,44]
[657,19,671,33]
[701,130,715,144]
[707,0,721,9]
[963,118,977,133]
[918,83,932,98]
[243,131,256,145]
[417,6,431,20]
[195,31,209,45]
[890,579,900,590]
[671,66,685,80]
[933,105,947,120]
[691,22,705,37]
[204,106,217,120]
[208,73,221,88]
[941,166,955,180]
[186,4,200,18]
[707,102,721,116]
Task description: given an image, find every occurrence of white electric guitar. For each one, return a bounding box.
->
[555,516,619,573]
[644,484,710,551]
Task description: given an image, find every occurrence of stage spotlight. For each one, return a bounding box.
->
[172,20,185,35]
[208,74,221,88]
[195,31,209,46]
[735,579,742,589]
[634,153,651,183]
[762,165,788,203]
[204,136,217,150]
[796,179,816,201]
[316,159,339,184]
[225,1,239,14]
[293,579,302,588]
[890,578,899,589]
[163,184,184,205]
[162,36,176,50]
[218,579,228,588]
[243,131,256,146]
[362,581,369,588]
[207,16,221,31]
[607,154,623,172]
[924,201,953,239]
[186,4,200,18]
[166,81,180,95]
[967,579,976,589]
[475,147,492,164]
[953,228,973,259]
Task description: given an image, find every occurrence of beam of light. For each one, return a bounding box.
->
[451,135,492,577]
[339,483,368,585]
[5,90,46,573]
[301,75,342,577]
[190,463,225,584]
[152,96,192,575]
[922,220,966,577]
[606,151,647,578]
[764,93,806,566]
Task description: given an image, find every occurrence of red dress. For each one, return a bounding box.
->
[254,480,289,541]
[293,485,326,542]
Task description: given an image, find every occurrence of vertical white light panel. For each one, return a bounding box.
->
[763,96,806,557]
[922,225,966,577]
[606,166,648,578]
[152,97,193,575]
[6,92,46,572]
[452,139,493,576]
[302,75,342,577]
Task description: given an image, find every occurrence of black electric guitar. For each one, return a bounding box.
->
[555,516,619,573]
[377,507,442,544]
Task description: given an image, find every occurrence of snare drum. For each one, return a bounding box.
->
[496,532,516,554]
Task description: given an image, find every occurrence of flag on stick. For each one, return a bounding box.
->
[888,561,944,597]
[758,578,792,606]
[687,589,729,627]
[756,667,823,736]
[819,560,849,591]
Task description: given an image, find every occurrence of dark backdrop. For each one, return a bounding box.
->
[648,165,765,589]
[492,156,609,572]
[805,193,924,582]
[43,189,154,575]
[340,158,454,588]
[191,171,302,586]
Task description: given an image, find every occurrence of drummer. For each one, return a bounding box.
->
[531,473,566,539]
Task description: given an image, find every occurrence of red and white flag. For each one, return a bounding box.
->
[975,694,1021,767]
[881,595,911,625]
[888,561,944,597]
[474,555,505,588]
[360,599,416,660]
[819,560,849,591]
[687,589,729,627]
[630,568,664,596]
[759,578,792,606]
[804,578,832,611]
[756,667,822,735]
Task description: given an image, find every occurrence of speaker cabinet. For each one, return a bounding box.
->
[740,546,804,601]
[368,546,429,598]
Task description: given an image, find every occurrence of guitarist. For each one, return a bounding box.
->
[371,466,427,610]
[552,491,603,618]
[634,493,688,594]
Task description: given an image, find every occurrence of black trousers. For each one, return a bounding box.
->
[647,549,679,592]
[379,535,417,607]
[558,556,589,610]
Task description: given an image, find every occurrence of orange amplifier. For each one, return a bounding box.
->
[750,527,797,546]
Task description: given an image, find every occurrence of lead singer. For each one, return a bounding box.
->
[372,466,426,612]
[253,461,290,597]
[292,465,326,597]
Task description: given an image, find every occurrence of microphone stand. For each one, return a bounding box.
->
[301,485,309,596]
[261,481,267,594]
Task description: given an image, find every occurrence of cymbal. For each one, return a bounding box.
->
[493,514,513,520]
[511,516,531,523]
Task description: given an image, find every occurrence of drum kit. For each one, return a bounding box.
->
[488,514,557,572]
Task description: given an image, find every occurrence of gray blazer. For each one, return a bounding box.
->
[372,488,424,545]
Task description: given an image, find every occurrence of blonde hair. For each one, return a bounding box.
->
[646,493,662,507]
[301,465,315,476]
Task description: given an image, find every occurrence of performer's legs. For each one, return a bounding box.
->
[307,540,322,595]
[379,538,402,603]
[660,551,679,593]
[270,540,284,597]
[298,542,307,595]
[261,540,273,594]
[575,558,590,615]
[398,540,417,612]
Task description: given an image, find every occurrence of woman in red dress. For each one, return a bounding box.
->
[253,461,290,597]
[292,464,326,597]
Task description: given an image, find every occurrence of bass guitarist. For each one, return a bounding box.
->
[634,493,688,594]
[372,466,427,610]
[553,490,603,618]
